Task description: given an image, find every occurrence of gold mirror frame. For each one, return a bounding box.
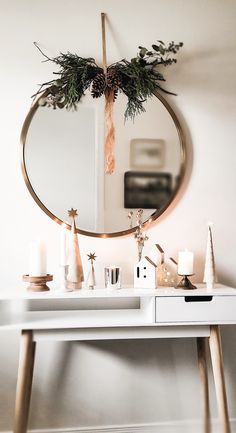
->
[20,90,186,237]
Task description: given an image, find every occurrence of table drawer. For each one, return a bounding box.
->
[155,295,236,323]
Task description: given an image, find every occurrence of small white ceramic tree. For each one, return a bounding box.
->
[86,253,96,289]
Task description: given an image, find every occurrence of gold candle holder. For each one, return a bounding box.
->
[175,274,197,290]
[23,274,53,292]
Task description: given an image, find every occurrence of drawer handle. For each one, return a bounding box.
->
[185,296,213,303]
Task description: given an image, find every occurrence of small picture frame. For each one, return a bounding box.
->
[130,139,165,169]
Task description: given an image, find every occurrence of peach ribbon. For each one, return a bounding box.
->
[104,90,115,174]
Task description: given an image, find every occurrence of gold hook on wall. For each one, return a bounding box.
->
[101,12,115,174]
[101,12,107,71]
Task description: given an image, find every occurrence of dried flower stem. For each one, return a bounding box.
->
[134,209,149,261]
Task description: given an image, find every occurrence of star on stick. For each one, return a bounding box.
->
[87,253,97,264]
[68,208,78,219]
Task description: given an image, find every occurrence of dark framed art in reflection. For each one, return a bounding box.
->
[124,171,172,209]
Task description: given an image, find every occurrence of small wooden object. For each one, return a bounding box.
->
[23,274,53,292]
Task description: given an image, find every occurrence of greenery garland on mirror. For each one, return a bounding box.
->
[34,41,183,120]
[33,40,183,173]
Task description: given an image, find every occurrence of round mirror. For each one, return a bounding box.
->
[21,91,186,237]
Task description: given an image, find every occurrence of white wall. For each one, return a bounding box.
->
[0,0,236,431]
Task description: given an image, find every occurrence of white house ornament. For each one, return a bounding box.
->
[134,256,157,289]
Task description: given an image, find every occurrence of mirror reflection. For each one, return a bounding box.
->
[23,92,184,235]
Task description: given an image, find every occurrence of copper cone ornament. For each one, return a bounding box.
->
[203,222,217,290]
[66,208,84,290]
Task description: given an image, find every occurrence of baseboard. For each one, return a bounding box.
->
[2,419,236,433]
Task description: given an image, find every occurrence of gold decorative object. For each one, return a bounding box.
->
[155,244,176,287]
[88,253,96,262]
[134,209,149,261]
[68,208,78,218]
[176,275,197,290]
[127,211,134,229]
[87,252,97,289]
[66,208,84,290]
[23,274,53,292]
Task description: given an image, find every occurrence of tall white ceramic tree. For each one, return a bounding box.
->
[203,222,217,290]
[66,208,84,290]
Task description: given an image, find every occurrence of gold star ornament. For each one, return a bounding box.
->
[87,253,97,263]
[68,208,78,218]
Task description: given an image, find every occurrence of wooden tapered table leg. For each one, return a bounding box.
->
[197,337,211,433]
[13,330,36,433]
[209,325,231,433]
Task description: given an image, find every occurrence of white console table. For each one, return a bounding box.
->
[1,284,235,433]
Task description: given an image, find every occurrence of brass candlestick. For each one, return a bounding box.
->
[175,274,197,290]
[23,274,53,292]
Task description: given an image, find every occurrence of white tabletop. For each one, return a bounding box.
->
[0,284,235,332]
[0,284,235,300]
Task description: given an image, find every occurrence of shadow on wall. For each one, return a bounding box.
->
[28,338,203,430]
[0,331,20,431]
[220,326,236,416]
[170,44,236,98]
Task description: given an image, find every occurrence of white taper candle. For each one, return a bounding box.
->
[60,223,68,266]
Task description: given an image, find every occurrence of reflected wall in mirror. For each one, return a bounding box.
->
[21,91,186,237]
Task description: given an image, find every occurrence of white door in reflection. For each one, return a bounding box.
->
[25,104,105,231]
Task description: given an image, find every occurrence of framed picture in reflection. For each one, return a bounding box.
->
[124,171,172,209]
[130,139,165,169]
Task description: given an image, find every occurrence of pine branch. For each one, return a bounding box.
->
[32,40,183,117]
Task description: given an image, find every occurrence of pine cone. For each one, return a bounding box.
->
[106,68,121,90]
[91,72,106,98]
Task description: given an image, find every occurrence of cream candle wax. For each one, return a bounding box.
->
[60,223,68,266]
[29,240,47,277]
[178,249,194,275]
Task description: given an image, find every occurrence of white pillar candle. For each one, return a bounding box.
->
[29,241,47,276]
[178,249,194,275]
[60,223,68,266]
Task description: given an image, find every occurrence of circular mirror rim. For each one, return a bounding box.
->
[21,90,186,237]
